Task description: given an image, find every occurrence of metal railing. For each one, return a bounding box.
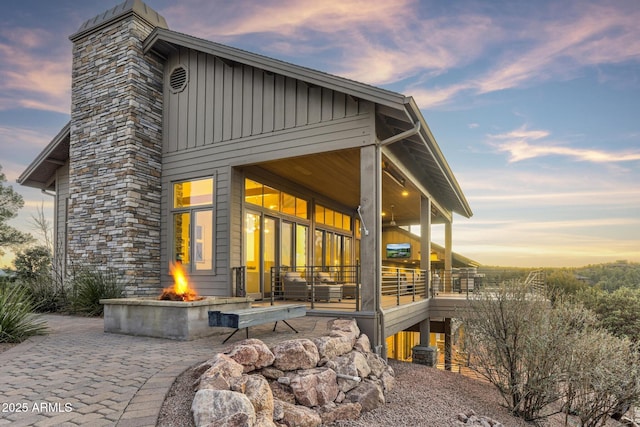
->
[430,268,547,298]
[269,265,361,310]
[381,265,427,308]
[266,264,429,311]
[231,266,246,297]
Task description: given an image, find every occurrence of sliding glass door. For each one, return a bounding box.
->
[244,212,307,299]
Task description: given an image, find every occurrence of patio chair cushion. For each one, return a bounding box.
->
[316,271,336,283]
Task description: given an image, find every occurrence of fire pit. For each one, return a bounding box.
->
[100,262,252,340]
[158,261,202,301]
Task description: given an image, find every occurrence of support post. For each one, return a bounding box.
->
[444,317,452,371]
[412,318,437,366]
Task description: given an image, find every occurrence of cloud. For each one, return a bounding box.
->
[164,0,413,39]
[0,126,53,181]
[487,126,640,163]
[412,2,640,107]
[0,28,71,114]
[163,0,498,87]
[453,215,640,267]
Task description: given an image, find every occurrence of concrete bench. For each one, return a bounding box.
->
[208,304,306,343]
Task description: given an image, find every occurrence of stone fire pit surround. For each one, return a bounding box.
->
[191,318,396,427]
[100,297,253,341]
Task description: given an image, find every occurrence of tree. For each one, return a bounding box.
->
[463,282,582,421]
[30,202,52,252]
[588,287,640,342]
[0,165,33,255]
[462,281,640,424]
[13,246,52,280]
[565,330,640,427]
[545,269,586,305]
[460,281,592,421]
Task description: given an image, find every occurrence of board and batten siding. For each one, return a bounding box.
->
[160,47,374,296]
[54,162,70,278]
[163,47,365,153]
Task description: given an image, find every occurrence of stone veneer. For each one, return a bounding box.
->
[67,8,165,295]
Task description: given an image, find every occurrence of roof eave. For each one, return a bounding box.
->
[143,28,408,111]
[18,121,70,189]
[404,98,473,218]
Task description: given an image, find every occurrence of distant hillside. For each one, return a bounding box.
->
[552,261,640,292]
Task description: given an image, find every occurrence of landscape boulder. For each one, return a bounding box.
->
[326,351,372,392]
[312,334,354,364]
[274,399,322,427]
[191,319,396,427]
[230,374,275,427]
[327,318,360,343]
[226,338,275,373]
[270,338,319,371]
[353,333,371,353]
[191,389,256,427]
[288,367,339,407]
[317,401,363,424]
[195,354,244,391]
[345,379,385,412]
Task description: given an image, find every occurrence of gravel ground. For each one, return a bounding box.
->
[158,359,625,427]
[1,343,623,427]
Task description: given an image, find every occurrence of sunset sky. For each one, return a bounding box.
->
[1,0,639,268]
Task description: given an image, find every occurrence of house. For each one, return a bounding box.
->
[18,0,473,359]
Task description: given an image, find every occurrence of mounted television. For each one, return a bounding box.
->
[386,243,411,259]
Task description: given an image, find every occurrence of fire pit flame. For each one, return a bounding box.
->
[159,261,202,301]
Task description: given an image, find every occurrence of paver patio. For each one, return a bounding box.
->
[0,313,336,426]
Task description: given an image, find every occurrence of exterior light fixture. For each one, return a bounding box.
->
[382,162,405,188]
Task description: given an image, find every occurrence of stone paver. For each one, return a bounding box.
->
[0,313,335,426]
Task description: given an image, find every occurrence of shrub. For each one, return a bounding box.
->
[69,268,124,316]
[460,281,591,421]
[0,284,48,343]
[21,274,67,313]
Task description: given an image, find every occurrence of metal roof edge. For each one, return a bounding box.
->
[18,121,70,187]
[144,28,408,110]
[70,0,168,42]
[404,97,473,218]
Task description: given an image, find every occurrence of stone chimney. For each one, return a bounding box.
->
[67,0,168,295]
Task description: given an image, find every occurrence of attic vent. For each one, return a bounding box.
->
[169,65,188,93]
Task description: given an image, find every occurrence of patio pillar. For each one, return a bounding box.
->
[358,143,383,355]
[411,318,438,366]
[444,220,453,292]
[420,196,431,297]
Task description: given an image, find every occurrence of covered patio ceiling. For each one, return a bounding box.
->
[242,148,448,225]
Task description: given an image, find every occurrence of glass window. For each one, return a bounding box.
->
[282,192,296,216]
[314,229,323,267]
[244,178,308,219]
[315,205,325,224]
[281,222,293,268]
[296,224,307,270]
[172,177,214,272]
[263,185,280,211]
[342,214,352,231]
[244,179,263,206]
[174,178,213,208]
[194,210,213,270]
[173,212,190,264]
[296,198,307,219]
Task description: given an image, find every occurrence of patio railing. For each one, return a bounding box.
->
[269,265,361,310]
[429,268,547,298]
[381,265,427,308]
[267,265,429,311]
